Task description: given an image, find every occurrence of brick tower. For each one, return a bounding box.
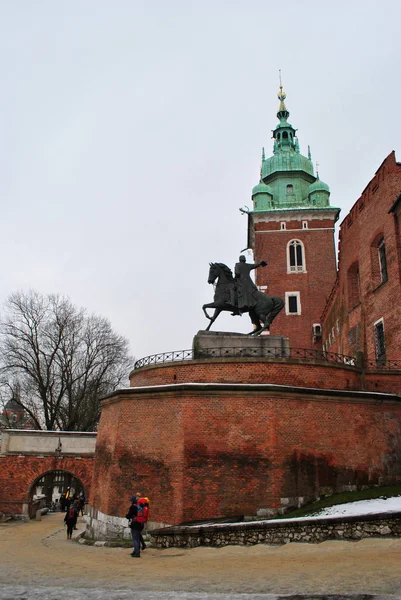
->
[245,85,340,347]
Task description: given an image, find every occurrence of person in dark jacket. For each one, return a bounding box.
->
[125,495,144,557]
[64,503,78,539]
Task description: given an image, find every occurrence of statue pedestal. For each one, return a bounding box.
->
[193,330,290,359]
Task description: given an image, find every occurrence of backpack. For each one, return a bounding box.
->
[68,506,75,519]
[136,497,149,523]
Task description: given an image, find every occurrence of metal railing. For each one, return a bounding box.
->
[365,359,401,371]
[133,347,357,370]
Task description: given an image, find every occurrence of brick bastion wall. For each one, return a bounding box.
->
[86,356,401,540]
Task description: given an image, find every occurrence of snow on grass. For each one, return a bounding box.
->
[185,496,401,529]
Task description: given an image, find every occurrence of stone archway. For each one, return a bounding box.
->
[28,469,86,515]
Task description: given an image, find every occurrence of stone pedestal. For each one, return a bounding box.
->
[193,330,290,359]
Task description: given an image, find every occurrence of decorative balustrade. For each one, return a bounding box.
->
[133,347,358,370]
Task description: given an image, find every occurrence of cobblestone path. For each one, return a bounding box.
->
[1,514,401,597]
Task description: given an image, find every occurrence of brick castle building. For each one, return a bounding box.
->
[322,151,401,367]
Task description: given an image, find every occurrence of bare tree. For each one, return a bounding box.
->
[0,291,133,431]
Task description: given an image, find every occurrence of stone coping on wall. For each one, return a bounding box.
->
[101,381,401,405]
[149,511,401,548]
[0,429,97,436]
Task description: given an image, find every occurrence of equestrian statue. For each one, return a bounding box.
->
[202,255,284,335]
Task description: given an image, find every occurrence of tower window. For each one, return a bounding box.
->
[285,292,301,315]
[286,184,294,195]
[280,222,286,230]
[302,221,308,229]
[374,318,386,366]
[287,239,306,273]
[283,131,288,139]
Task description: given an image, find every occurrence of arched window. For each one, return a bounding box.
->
[286,184,294,195]
[287,240,306,273]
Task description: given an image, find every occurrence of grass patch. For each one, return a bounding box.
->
[275,484,401,519]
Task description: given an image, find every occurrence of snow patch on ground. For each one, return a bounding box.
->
[185,496,401,529]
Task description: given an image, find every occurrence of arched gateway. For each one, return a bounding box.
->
[0,430,96,518]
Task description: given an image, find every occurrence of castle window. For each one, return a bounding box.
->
[280,222,286,230]
[287,239,306,273]
[347,262,360,309]
[286,184,294,195]
[371,234,388,286]
[374,318,386,366]
[302,221,308,229]
[285,291,301,315]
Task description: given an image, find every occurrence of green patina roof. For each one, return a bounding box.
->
[309,177,330,194]
[252,180,273,196]
[249,84,333,212]
[262,152,314,178]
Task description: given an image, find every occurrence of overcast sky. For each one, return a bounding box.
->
[1,0,400,369]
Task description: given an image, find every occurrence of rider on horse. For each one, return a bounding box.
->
[233,255,268,314]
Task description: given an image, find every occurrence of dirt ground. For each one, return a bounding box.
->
[1,513,401,595]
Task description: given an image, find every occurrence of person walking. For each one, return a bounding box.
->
[79,492,86,516]
[135,492,148,551]
[125,495,144,558]
[72,498,81,530]
[64,502,78,540]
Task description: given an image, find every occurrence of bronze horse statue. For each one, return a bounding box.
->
[202,262,284,335]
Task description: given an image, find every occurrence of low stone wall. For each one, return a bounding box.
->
[149,512,401,548]
[84,504,169,541]
[84,505,132,541]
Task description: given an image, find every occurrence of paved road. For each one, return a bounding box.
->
[1,513,401,599]
[0,589,398,600]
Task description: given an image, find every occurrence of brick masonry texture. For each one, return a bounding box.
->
[322,151,401,363]
[129,359,362,390]
[0,456,94,515]
[252,220,337,348]
[90,356,401,528]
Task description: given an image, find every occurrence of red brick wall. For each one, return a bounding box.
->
[322,151,401,363]
[91,380,401,526]
[0,456,94,516]
[91,395,183,523]
[253,220,337,347]
[129,359,362,391]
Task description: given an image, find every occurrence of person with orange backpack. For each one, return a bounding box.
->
[125,495,149,557]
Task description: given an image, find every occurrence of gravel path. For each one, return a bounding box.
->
[1,514,401,597]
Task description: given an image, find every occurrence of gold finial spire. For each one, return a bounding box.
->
[277,69,287,112]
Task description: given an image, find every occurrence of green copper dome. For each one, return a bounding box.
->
[309,177,330,194]
[262,152,314,178]
[249,84,337,215]
[252,181,273,196]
